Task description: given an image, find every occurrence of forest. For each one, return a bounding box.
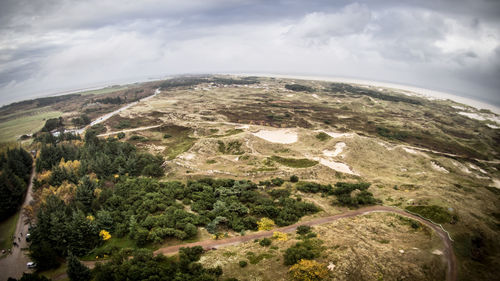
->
[0,147,33,220]
[27,128,319,272]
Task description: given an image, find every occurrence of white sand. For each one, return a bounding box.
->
[236,124,250,129]
[468,163,487,174]
[329,142,346,157]
[252,129,298,144]
[459,112,500,124]
[451,161,472,174]
[286,94,294,97]
[432,249,443,255]
[492,179,500,189]
[315,157,358,175]
[312,94,320,99]
[323,142,346,157]
[403,147,418,154]
[431,161,449,173]
[487,124,500,129]
[180,153,195,160]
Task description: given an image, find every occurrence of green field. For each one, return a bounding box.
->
[0,212,19,254]
[0,110,62,142]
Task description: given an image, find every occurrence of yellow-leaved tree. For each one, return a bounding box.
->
[99,230,111,241]
[257,217,275,231]
[289,259,329,281]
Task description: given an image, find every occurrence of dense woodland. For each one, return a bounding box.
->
[27,127,320,273]
[0,147,33,220]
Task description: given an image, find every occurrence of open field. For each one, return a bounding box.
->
[1,75,499,280]
[0,110,62,142]
[200,212,446,281]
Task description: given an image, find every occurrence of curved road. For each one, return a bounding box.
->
[74,206,456,281]
[0,168,35,281]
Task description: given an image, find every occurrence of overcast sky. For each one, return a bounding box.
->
[0,0,499,107]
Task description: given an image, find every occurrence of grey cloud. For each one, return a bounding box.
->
[0,0,499,107]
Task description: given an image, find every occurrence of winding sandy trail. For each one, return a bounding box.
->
[67,206,456,281]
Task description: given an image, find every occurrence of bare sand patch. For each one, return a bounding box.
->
[252,129,298,144]
[492,179,500,189]
[314,157,358,175]
[235,124,250,129]
[312,94,320,99]
[323,142,346,157]
[179,153,195,161]
[459,112,500,124]
[431,161,449,173]
[402,147,418,154]
[432,249,443,255]
[468,163,487,174]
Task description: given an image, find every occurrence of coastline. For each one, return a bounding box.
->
[234,73,500,115]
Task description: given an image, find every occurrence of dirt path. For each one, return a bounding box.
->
[0,168,36,281]
[67,206,456,281]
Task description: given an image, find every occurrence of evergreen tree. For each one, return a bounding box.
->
[67,253,91,281]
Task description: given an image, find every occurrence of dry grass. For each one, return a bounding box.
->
[199,212,446,281]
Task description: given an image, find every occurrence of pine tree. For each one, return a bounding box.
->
[67,253,91,281]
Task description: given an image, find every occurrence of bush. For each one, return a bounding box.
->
[259,238,272,247]
[239,260,248,268]
[296,182,332,194]
[284,239,323,266]
[117,132,125,139]
[290,175,299,182]
[405,205,456,224]
[289,259,329,281]
[296,225,312,235]
[315,132,331,141]
[257,218,275,231]
[285,84,314,92]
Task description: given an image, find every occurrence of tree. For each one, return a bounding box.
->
[288,259,329,281]
[290,175,299,182]
[67,253,91,281]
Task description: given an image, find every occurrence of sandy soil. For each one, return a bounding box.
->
[431,161,449,173]
[252,129,298,144]
[314,157,358,175]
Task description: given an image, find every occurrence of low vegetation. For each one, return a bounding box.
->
[93,247,226,281]
[285,84,315,92]
[270,156,318,168]
[405,205,457,224]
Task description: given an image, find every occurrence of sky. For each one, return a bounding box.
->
[0,0,499,108]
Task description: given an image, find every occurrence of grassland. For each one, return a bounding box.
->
[0,212,19,256]
[0,110,62,142]
[270,155,318,168]
[200,212,445,281]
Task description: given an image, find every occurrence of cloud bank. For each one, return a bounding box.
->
[0,0,499,107]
